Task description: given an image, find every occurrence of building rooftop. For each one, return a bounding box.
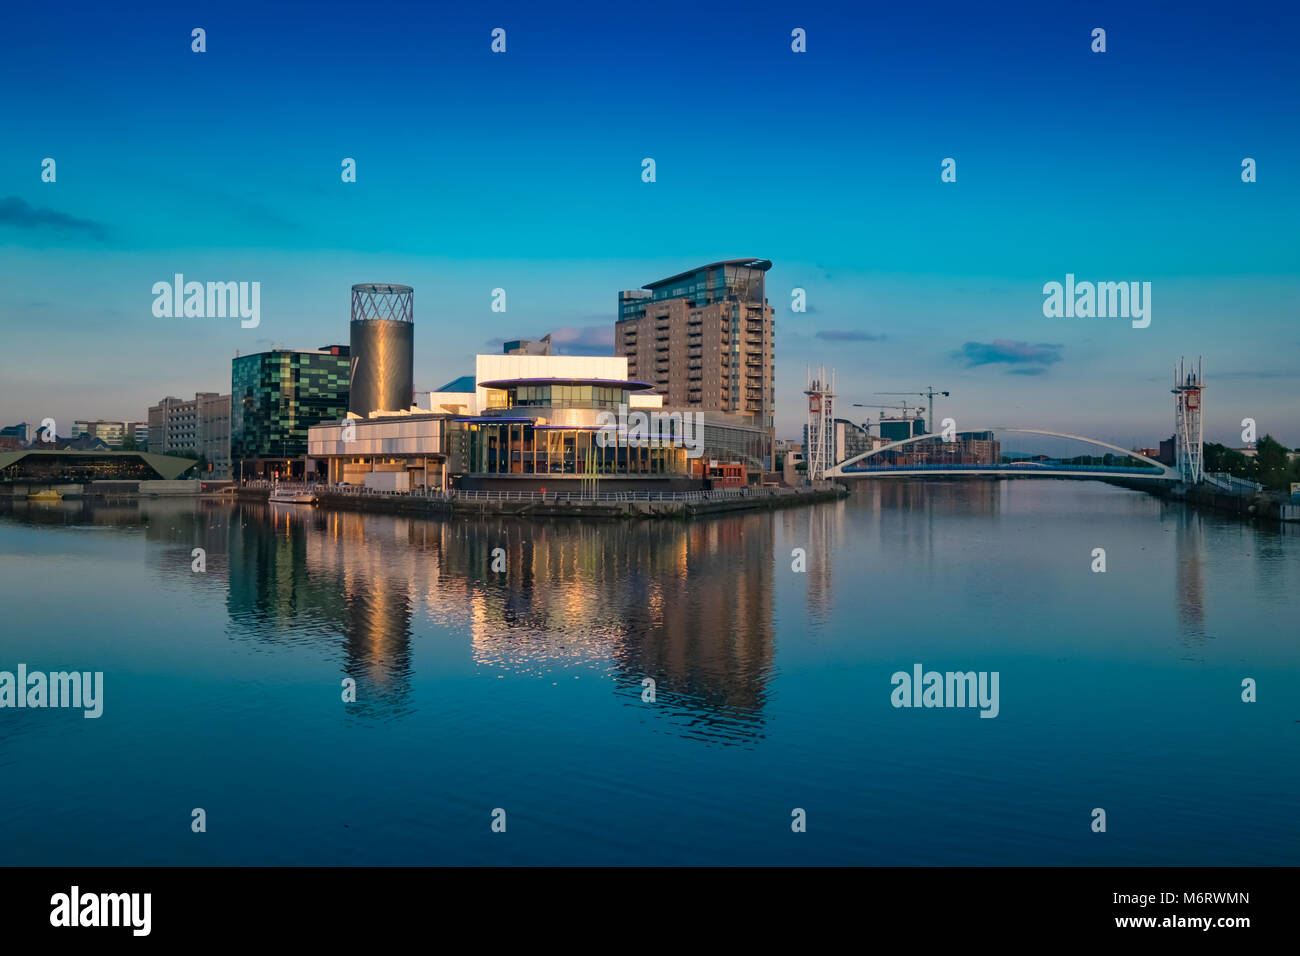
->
[478,377,652,390]
[0,449,198,480]
[643,258,772,290]
[435,375,477,392]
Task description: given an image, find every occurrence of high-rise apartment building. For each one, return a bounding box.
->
[148,394,231,477]
[616,259,774,465]
[231,346,350,479]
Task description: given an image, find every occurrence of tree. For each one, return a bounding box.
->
[120,435,139,451]
[1255,435,1290,491]
[1204,442,1255,481]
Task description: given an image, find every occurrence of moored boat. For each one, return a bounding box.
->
[268,484,315,504]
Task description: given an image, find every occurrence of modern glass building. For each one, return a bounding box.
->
[231,346,350,479]
[450,377,700,490]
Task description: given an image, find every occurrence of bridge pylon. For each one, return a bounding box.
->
[804,366,835,482]
[1172,357,1205,485]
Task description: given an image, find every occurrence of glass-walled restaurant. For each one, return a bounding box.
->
[460,421,687,475]
[459,377,690,478]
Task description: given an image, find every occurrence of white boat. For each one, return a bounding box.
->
[268,484,315,504]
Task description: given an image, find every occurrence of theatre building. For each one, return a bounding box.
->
[307,412,451,490]
[451,376,698,492]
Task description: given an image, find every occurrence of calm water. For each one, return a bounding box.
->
[1,481,1297,865]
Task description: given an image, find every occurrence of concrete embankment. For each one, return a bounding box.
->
[1129,479,1300,523]
[1,480,222,498]
[305,485,847,521]
[1178,485,1300,522]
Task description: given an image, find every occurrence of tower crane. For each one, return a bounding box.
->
[874,387,950,432]
[851,402,919,434]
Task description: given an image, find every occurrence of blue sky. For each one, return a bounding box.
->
[1,0,1297,445]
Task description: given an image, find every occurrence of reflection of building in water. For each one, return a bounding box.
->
[100,494,781,738]
[1174,509,1207,644]
[225,502,414,717]
[610,517,775,738]
[456,516,777,744]
[802,497,845,622]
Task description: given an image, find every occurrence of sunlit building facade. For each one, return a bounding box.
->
[232,346,350,479]
[453,377,694,490]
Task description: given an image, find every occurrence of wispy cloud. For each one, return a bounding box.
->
[0,196,110,241]
[816,329,885,342]
[549,325,614,355]
[955,339,1063,370]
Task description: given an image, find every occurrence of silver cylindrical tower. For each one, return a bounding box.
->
[349,283,414,416]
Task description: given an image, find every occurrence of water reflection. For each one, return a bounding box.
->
[2,484,1293,747]
[1174,507,1208,647]
[2,497,780,739]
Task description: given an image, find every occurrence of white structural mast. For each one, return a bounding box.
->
[1172,356,1205,485]
[805,366,836,481]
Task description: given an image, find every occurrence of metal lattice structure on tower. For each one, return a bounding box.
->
[805,366,835,481]
[1172,356,1205,485]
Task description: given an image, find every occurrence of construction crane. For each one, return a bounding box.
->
[851,402,919,433]
[875,387,950,432]
[853,401,918,417]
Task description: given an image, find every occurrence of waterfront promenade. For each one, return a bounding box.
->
[248,481,848,520]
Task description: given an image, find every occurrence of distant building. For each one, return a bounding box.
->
[866,431,1001,468]
[148,393,231,478]
[781,447,805,486]
[502,335,552,356]
[616,259,774,466]
[42,434,112,451]
[1158,436,1176,466]
[231,346,350,479]
[0,423,32,444]
[835,419,877,463]
[878,416,927,442]
[70,419,148,449]
[802,418,875,466]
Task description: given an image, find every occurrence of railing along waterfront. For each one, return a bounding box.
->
[305,482,839,504]
[841,462,1169,475]
[1203,472,1264,494]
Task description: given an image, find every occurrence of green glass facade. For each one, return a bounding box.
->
[231,349,350,466]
